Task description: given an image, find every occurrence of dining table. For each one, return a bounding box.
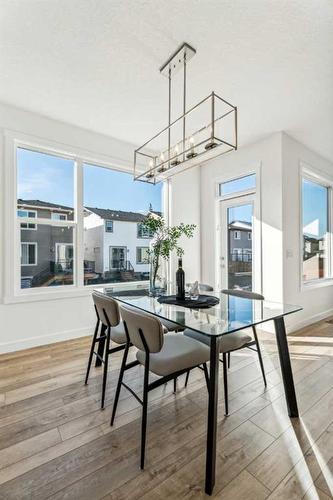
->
[95,283,302,496]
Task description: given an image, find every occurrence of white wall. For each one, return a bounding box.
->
[282,133,333,329]
[169,166,201,283]
[200,133,284,302]
[0,102,135,353]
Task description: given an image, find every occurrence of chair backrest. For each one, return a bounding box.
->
[221,289,264,301]
[92,292,120,327]
[119,303,164,353]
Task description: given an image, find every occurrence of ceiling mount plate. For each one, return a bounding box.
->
[159,42,196,78]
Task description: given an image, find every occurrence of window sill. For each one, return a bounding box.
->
[3,280,150,304]
[301,278,333,291]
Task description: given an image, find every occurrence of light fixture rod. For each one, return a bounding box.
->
[183,51,187,161]
[168,66,171,169]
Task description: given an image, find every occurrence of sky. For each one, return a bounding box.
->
[17,148,162,213]
[302,179,327,239]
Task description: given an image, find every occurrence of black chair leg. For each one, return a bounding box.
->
[85,319,100,385]
[101,326,111,409]
[228,352,231,369]
[141,361,149,469]
[110,342,129,426]
[203,363,209,391]
[173,377,177,393]
[95,324,106,367]
[222,352,229,416]
[252,326,267,387]
[184,370,190,387]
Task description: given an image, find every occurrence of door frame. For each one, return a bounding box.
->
[219,194,256,291]
[214,172,262,294]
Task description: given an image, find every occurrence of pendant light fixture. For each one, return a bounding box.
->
[134,42,238,183]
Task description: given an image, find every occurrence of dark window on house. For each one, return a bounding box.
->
[18,209,37,229]
[51,213,67,221]
[137,223,154,238]
[136,247,149,264]
[21,242,37,265]
[105,220,114,232]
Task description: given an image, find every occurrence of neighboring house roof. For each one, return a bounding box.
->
[17,199,73,212]
[229,220,252,231]
[86,207,162,223]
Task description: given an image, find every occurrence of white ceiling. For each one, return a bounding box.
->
[1,0,333,161]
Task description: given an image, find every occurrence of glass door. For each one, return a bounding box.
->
[110,246,127,270]
[220,196,254,291]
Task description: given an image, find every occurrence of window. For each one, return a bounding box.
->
[105,220,114,232]
[51,212,67,221]
[302,176,330,283]
[12,143,164,294]
[248,232,252,240]
[234,231,241,240]
[137,223,154,238]
[219,174,256,197]
[83,163,162,285]
[21,243,37,266]
[17,147,75,289]
[17,209,37,229]
[137,247,149,264]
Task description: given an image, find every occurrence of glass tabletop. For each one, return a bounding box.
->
[94,283,302,338]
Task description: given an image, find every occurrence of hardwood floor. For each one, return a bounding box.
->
[0,319,332,499]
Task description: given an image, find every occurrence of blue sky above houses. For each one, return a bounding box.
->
[17,148,162,213]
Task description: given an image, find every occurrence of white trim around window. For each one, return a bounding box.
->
[3,130,167,303]
[300,161,333,290]
[21,242,38,266]
[17,209,37,230]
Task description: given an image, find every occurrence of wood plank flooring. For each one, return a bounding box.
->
[0,319,332,499]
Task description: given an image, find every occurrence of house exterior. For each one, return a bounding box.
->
[18,199,74,288]
[228,220,252,261]
[228,220,252,290]
[84,207,158,282]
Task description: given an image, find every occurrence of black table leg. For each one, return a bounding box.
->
[95,324,106,367]
[205,336,220,495]
[274,317,299,417]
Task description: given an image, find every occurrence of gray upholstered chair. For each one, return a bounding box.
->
[85,292,180,409]
[184,289,267,415]
[85,292,127,409]
[110,303,210,469]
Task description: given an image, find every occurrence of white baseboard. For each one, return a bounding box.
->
[0,326,93,354]
[287,308,333,333]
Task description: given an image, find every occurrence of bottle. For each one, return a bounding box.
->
[176,258,185,300]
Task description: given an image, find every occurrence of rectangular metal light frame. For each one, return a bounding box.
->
[134,92,238,184]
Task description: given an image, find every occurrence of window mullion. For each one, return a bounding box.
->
[75,159,84,288]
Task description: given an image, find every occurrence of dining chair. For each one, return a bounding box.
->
[85,292,182,409]
[184,289,267,415]
[85,292,127,409]
[110,303,210,469]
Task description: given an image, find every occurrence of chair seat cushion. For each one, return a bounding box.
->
[183,329,252,353]
[136,334,210,376]
[110,323,127,344]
